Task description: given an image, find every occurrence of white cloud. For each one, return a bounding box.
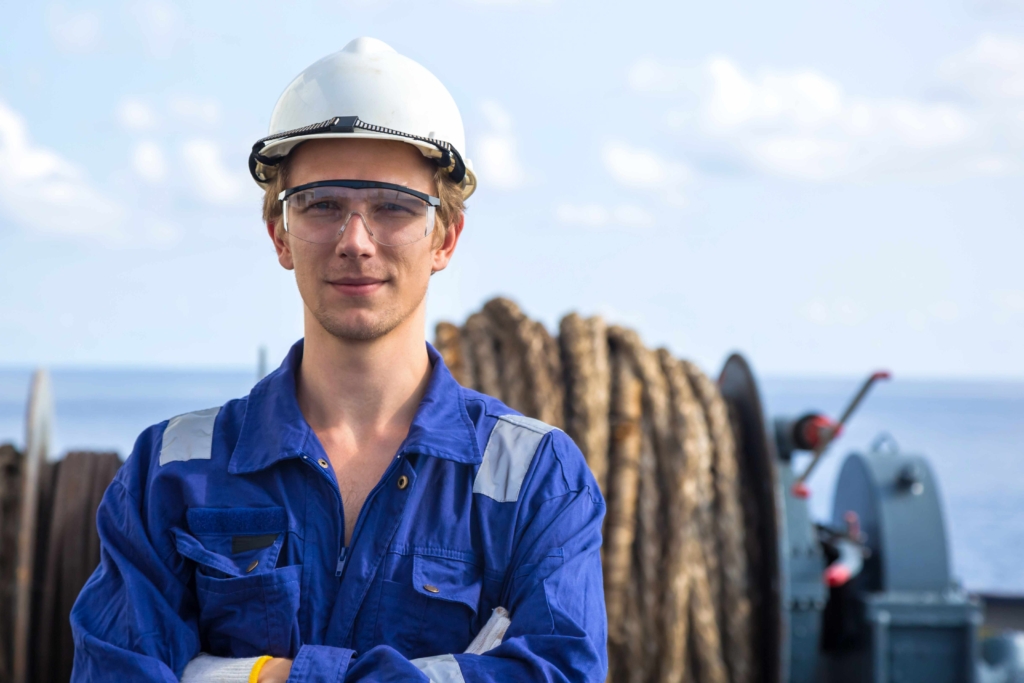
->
[47,6,101,53]
[170,96,221,126]
[555,203,655,228]
[632,38,1024,182]
[480,100,513,133]
[941,34,1024,101]
[130,0,181,59]
[117,99,158,130]
[181,140,248,205]
[117,95,221,131]
[703,59,844,129]
[476,138,524,189]
[0,99,125,239]
[474,100,526,190]
[132,141,166,183]
[701,58,974,180]
[602,142,692,203]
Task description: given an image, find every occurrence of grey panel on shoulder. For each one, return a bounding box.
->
[474,414,557,503]
[159,406,221,466]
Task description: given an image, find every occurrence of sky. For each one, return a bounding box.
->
[1,0,1023,377]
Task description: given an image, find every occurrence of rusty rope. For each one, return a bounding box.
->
[436,297,755,683]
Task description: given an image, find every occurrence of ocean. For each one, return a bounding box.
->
[1,367,1021,594]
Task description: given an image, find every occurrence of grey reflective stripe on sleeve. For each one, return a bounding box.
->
[473,414,556,503]
[159,406,220,465]
[411,654,465,683]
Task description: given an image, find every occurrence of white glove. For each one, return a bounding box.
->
[464,606,511,655]
[180,607,512,682]
[180,653,264,683]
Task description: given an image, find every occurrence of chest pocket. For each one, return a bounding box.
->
[173,506,301,658]
[376,552,484,659]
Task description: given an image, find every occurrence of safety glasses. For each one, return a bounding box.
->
[279,180,440,247]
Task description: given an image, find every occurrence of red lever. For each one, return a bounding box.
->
[800,415,839,451]
[824,565,852,587]
[791,482,811,499]
[792,369,892,494]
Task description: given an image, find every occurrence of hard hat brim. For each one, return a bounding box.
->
[250,119,476,200]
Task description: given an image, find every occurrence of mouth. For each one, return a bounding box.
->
[327,276,389,296]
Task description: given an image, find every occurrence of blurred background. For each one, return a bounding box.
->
[0,0,1022,592]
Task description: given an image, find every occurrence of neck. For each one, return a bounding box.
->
[296,304,431,437]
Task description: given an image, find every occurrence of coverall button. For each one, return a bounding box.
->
[397,475,409,490]
[317,458,329,469]
[423,584,439,593]
[246,560,259,573]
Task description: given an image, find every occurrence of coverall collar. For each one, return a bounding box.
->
[228,338,481,475]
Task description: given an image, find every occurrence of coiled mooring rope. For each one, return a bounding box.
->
[436,297,755,683]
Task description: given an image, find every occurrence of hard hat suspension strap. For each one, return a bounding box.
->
[249,116,467,185]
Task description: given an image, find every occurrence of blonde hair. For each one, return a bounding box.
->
[261,157,465,246]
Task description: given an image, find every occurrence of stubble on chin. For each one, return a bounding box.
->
[311,284,429,342]
[312,302,403,341]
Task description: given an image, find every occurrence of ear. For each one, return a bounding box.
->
[431,213,464,274]
[267,220,295,270]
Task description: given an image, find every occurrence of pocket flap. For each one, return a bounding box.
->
[173,528,244,577]
[411,555,482,614]
[187,506,287,535]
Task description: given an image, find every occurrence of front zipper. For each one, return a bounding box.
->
[342,452,406,578]
[303,451,407,583]
[336,546,348,577]
[300,454,346,578]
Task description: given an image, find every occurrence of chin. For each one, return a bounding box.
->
[315,307,404,342]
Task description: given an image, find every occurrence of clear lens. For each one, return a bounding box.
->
[283,186,436,246]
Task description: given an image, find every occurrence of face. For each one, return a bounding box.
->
[268,138,462,343]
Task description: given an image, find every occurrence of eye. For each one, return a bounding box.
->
[304,199,342,213]
[380,202,416,215]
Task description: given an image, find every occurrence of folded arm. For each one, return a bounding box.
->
[71,475,201,682]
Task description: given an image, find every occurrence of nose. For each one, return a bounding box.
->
[335,211,376,259]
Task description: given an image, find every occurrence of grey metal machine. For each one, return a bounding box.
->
[719,355,986,683]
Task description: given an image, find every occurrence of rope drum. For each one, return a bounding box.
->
[436,298,759,683]
[0,445,120,683]
[0,444,23,680]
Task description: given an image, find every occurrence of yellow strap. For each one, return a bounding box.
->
[248,656,273,683]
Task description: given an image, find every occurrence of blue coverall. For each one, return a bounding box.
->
[69,341,608,682]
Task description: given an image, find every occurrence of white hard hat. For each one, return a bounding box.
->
[249,37,476,199]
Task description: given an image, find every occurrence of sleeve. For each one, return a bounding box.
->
[288,432,607,683]
[70,439,202,682]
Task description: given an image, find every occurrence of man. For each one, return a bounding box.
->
[70,37,607,682]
